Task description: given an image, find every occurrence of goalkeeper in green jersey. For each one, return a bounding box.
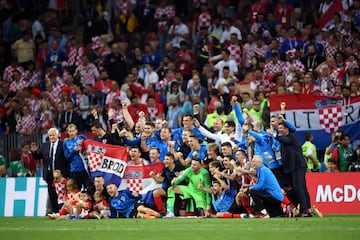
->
[165,158,212,217]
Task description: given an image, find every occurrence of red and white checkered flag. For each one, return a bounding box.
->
[318,106,343,133]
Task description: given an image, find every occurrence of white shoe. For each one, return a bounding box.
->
[164,212,175,218]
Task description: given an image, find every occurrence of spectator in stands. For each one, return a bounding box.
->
[48,27,67,52]
[220,17,242,45]
[0,164,7,177]
[9,149,27,177]
[9,69,28,93]
[326,158,339,172]
[74,55,100,87]
[168,15,190,52]
[104,42,127,85]
[141,42,163,70]
[81,0,101,46]
[302,44,326,72]
[46,40,67,76]
[20,142,36,176]
[12,30,35,67]
[59,99,84,132]
[154,0,175,56]
[15,104,36,137]
[166,95,182,129]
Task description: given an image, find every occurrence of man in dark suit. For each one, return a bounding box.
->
[31,127,70,214]
[274,122,311,217]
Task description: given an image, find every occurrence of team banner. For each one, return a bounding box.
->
[118,162,164,194]
[83,140,129,187]
[270,94,360,149]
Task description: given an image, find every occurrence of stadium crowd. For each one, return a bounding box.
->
[0,0,359,219]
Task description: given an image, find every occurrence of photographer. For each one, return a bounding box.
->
[325,131,343,161]
[349,145,360,172]
[331,134,353,172]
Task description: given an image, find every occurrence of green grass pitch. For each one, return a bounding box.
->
[1,215,359,240]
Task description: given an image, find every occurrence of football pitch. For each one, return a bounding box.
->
[0,215,359,240]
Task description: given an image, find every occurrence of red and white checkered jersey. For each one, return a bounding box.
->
[93,199,110,212]
[242,42,256,68]
[67,46,84,67]
[330,67,345,85]
[319,76,335,95]
[324,43,339,59]
[75,63,100,87]
[28,98,42,120]
[2,65,24,83]
[9,79,29,93]
[227,44,242,66]
[284,59,305,75]
[340,29,354,47]
[50,82,64,103]
[52,178,67,202]
[254,44,269,58]
[256,78,275,92]
[66,190,79,202]
[302,84,319,94]
[263,60,285,76]
[192,0,207,8]
[16,114,37,133]
[97,48,112,71]
[154,5,175,19]
[197,12,212,31]
[23,70,41,88]
[116,0,136,14]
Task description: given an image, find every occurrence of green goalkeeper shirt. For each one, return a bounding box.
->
[173,167,212,208]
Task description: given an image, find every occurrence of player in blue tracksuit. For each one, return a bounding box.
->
[249,155,284,218]
[63,124,89,189]
[232,100,247,150]
[247,125,279,170]
[106,183,160,218]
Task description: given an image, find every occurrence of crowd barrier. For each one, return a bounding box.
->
[0,172,359,217]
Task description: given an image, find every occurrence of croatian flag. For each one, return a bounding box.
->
[118,162,164,194]
[317,0,343,28]
[269,94,360,150]
[83,140,129,187]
